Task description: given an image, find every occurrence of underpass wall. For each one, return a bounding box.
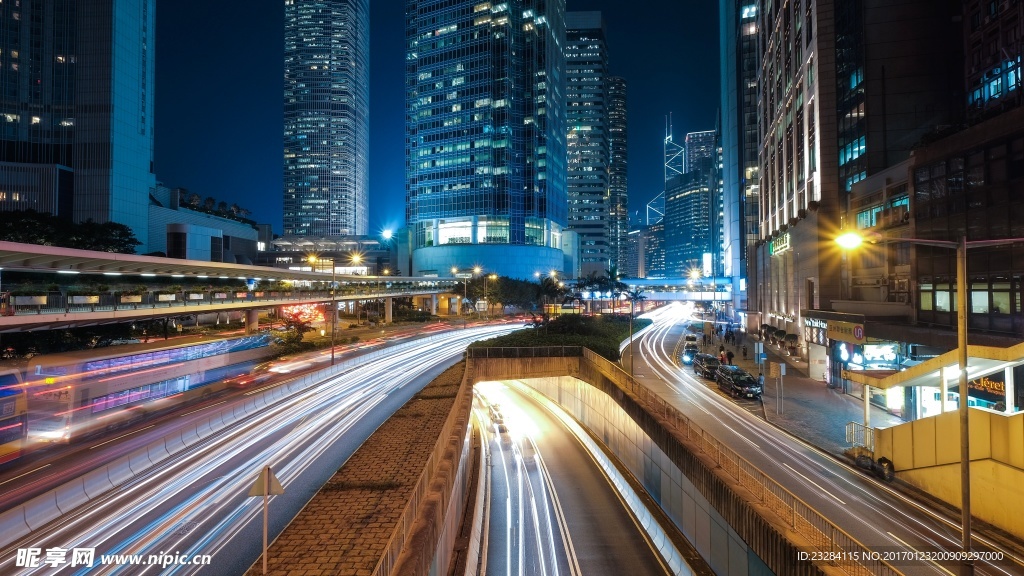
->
[471,356,826,576]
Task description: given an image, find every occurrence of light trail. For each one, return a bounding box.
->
[0,326,517,576]
[628,304,1021,575]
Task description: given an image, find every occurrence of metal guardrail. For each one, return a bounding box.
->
[0,289,443,318]
[470,346,901,576]
[465,346,584,359]
[846,421,875,452]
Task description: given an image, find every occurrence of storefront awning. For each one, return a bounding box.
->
[844,341,1024,390]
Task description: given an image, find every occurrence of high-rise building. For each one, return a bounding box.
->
[642,222,665,278]
[719,0,760,320]
[404,0,568,279]
[283,0,370,238]
[0,0,157,250]
[607,76,629,274]
[684,130,716,174]
[751,0,962,357]
[664,172,711,277]
[566,11,610,277]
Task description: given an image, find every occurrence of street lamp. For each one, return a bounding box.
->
[837,231,1024,576]
[308,255,337,366]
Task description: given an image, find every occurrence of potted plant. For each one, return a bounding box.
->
[117,285,147,304]
[12,285,48,306]
[773,328,788,346]
[784,333,799,355]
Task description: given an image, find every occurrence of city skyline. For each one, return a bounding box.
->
[154,1,719,236]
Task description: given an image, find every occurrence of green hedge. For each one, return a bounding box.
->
[469,314,652,361]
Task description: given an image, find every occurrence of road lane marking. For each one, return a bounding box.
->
[180,401,225,417]
[0,464,51,487]
[783,463,846,505]
[89,425,155,449]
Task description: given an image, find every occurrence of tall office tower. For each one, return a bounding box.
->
[719,0,760,318]
[625,228,643,278]
[0,0,156,250]
[607,76,629,274]
[664,172,712,277]
[566,11,610,277]
[405,0,568,279]
[752,0,961,346]
[664,116,684,182]
[283,0,370,238]
[684,130,716,174]
[642,222,665,278]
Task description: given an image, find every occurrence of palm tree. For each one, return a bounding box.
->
[625,288,647,377]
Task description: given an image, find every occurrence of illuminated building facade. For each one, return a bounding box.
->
[404,0,568,279]
[283,0,371,238]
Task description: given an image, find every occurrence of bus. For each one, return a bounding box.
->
[0,369,28,465]
[27,334,274,443]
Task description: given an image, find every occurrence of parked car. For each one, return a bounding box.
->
[715,365,762,399]
[683,333,699,343]
[692,354,721,378]
[681,343,700,364]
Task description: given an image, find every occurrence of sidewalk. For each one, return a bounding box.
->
[708,332,905,455]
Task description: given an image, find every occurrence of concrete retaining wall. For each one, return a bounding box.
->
[471,355,828,576]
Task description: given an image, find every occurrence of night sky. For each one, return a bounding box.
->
[154,1,719,236]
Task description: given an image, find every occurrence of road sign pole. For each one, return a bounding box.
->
[262,466,269,575]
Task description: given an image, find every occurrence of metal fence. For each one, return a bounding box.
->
[465,346,584,359]
[846,421,875,452]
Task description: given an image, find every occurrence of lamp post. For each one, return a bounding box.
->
[836,232,1024,576]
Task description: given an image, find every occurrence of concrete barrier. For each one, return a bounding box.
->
[148,438,170,464]
[127,447,152,475]
[163,430,186,456]
[54,478,89,514]
[81,467,115,499]
[180,425,200,447]
[195,419,213,439]
[106,455,135,487]
[22,491,61,531]
[0,506,30,545]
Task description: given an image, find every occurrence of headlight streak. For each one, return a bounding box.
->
[2,326,517,576]
[635,310,1020,575]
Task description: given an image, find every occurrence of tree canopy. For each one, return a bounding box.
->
[0,210,141,253]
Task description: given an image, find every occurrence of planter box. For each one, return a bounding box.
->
[157,294,177,302]
[119,295,143,304]
[187,293,205,300]
[213,292,228,299]
[13,296,46,305]
[254,292,264,298]
[235,292,248,298]
[70,295,100,305]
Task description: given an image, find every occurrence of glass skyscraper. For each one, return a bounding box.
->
[607,76,629,274]
[404,0,568,279]
[566,11,609,277]
[283,0,370,238]
[0,0,156,250]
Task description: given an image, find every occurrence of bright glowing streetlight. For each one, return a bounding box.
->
[837,230,1024,575]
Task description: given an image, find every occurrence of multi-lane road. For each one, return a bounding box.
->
[0,325,517,575]
[624,303,1022,576]
[476,381,672,576]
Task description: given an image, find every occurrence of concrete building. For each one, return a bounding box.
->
[148,186,260,264]
[566,11,611,277]
[404,0,568,279]
[751,0,962,350]
[719,0,760,323]
[283,0,370,238]
[0,0,157,250]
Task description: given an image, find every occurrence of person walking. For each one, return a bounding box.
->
[726,350,734,364]
[757,372,765,388]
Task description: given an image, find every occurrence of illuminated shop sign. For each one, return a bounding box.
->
[768,233,790,256]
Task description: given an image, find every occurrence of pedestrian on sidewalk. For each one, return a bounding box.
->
[726,350,734,364]
[742,345,747,360]
[758,372,765,388]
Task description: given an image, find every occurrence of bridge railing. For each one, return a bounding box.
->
[470,345,901,576]
[0,288,443,317]
[466,346,583,359]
